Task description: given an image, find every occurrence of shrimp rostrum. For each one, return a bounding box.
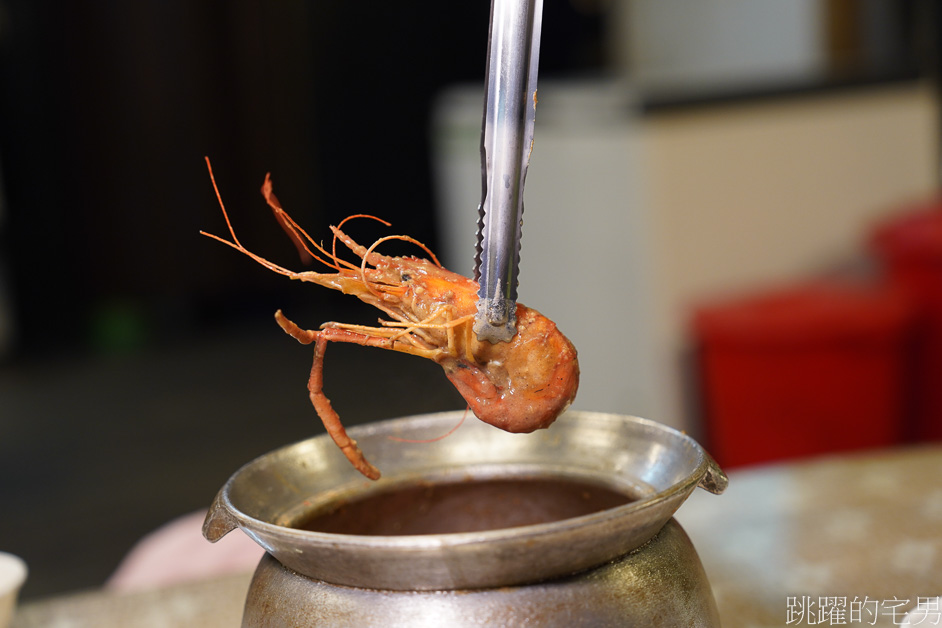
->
[201,160,579,480]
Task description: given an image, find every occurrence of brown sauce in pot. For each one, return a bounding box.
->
[292,477,636,536]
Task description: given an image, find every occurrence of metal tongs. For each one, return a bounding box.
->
[473,0,543,343]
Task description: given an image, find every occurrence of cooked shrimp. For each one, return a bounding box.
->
[201,159,579,480]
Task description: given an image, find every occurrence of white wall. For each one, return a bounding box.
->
[612,0,825,92]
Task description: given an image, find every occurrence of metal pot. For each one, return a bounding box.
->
[204,411,727,626]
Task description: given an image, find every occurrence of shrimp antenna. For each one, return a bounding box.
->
[204,157,242,249]
[333,214,392,266]
[260,173,347,271]
[203,157,354,273]
[358,234,443,299]
[388,406,468,443]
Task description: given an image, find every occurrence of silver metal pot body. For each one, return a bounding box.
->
[242,518,718,627]
[204,411,727,626]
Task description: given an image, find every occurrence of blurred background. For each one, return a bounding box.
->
[0,0,939,600]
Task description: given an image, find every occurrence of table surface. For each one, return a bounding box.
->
[11,444,942,628]
[679,444,942,627]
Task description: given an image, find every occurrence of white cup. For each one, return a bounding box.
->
[0,553,27,628]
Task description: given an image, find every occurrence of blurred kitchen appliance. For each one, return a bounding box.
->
[204,411,727,626]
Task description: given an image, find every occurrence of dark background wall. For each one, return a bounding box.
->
[0,0,606,599]
[0,1,605,359]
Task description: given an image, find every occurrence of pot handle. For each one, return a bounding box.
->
[202,489,239,542]
[697,453,729,495]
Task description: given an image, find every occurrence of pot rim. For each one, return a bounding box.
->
[208,411,725,547]
[203,411,727,589]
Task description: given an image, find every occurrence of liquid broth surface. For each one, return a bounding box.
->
[293,477,636,536]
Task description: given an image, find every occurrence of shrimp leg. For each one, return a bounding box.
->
[277,308,467,480]
[273,310,380,479]
[308,335,382,480]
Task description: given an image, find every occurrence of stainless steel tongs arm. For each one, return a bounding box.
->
[473,0,543,343]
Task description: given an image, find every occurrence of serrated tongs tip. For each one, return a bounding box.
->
[474,0,543,344]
